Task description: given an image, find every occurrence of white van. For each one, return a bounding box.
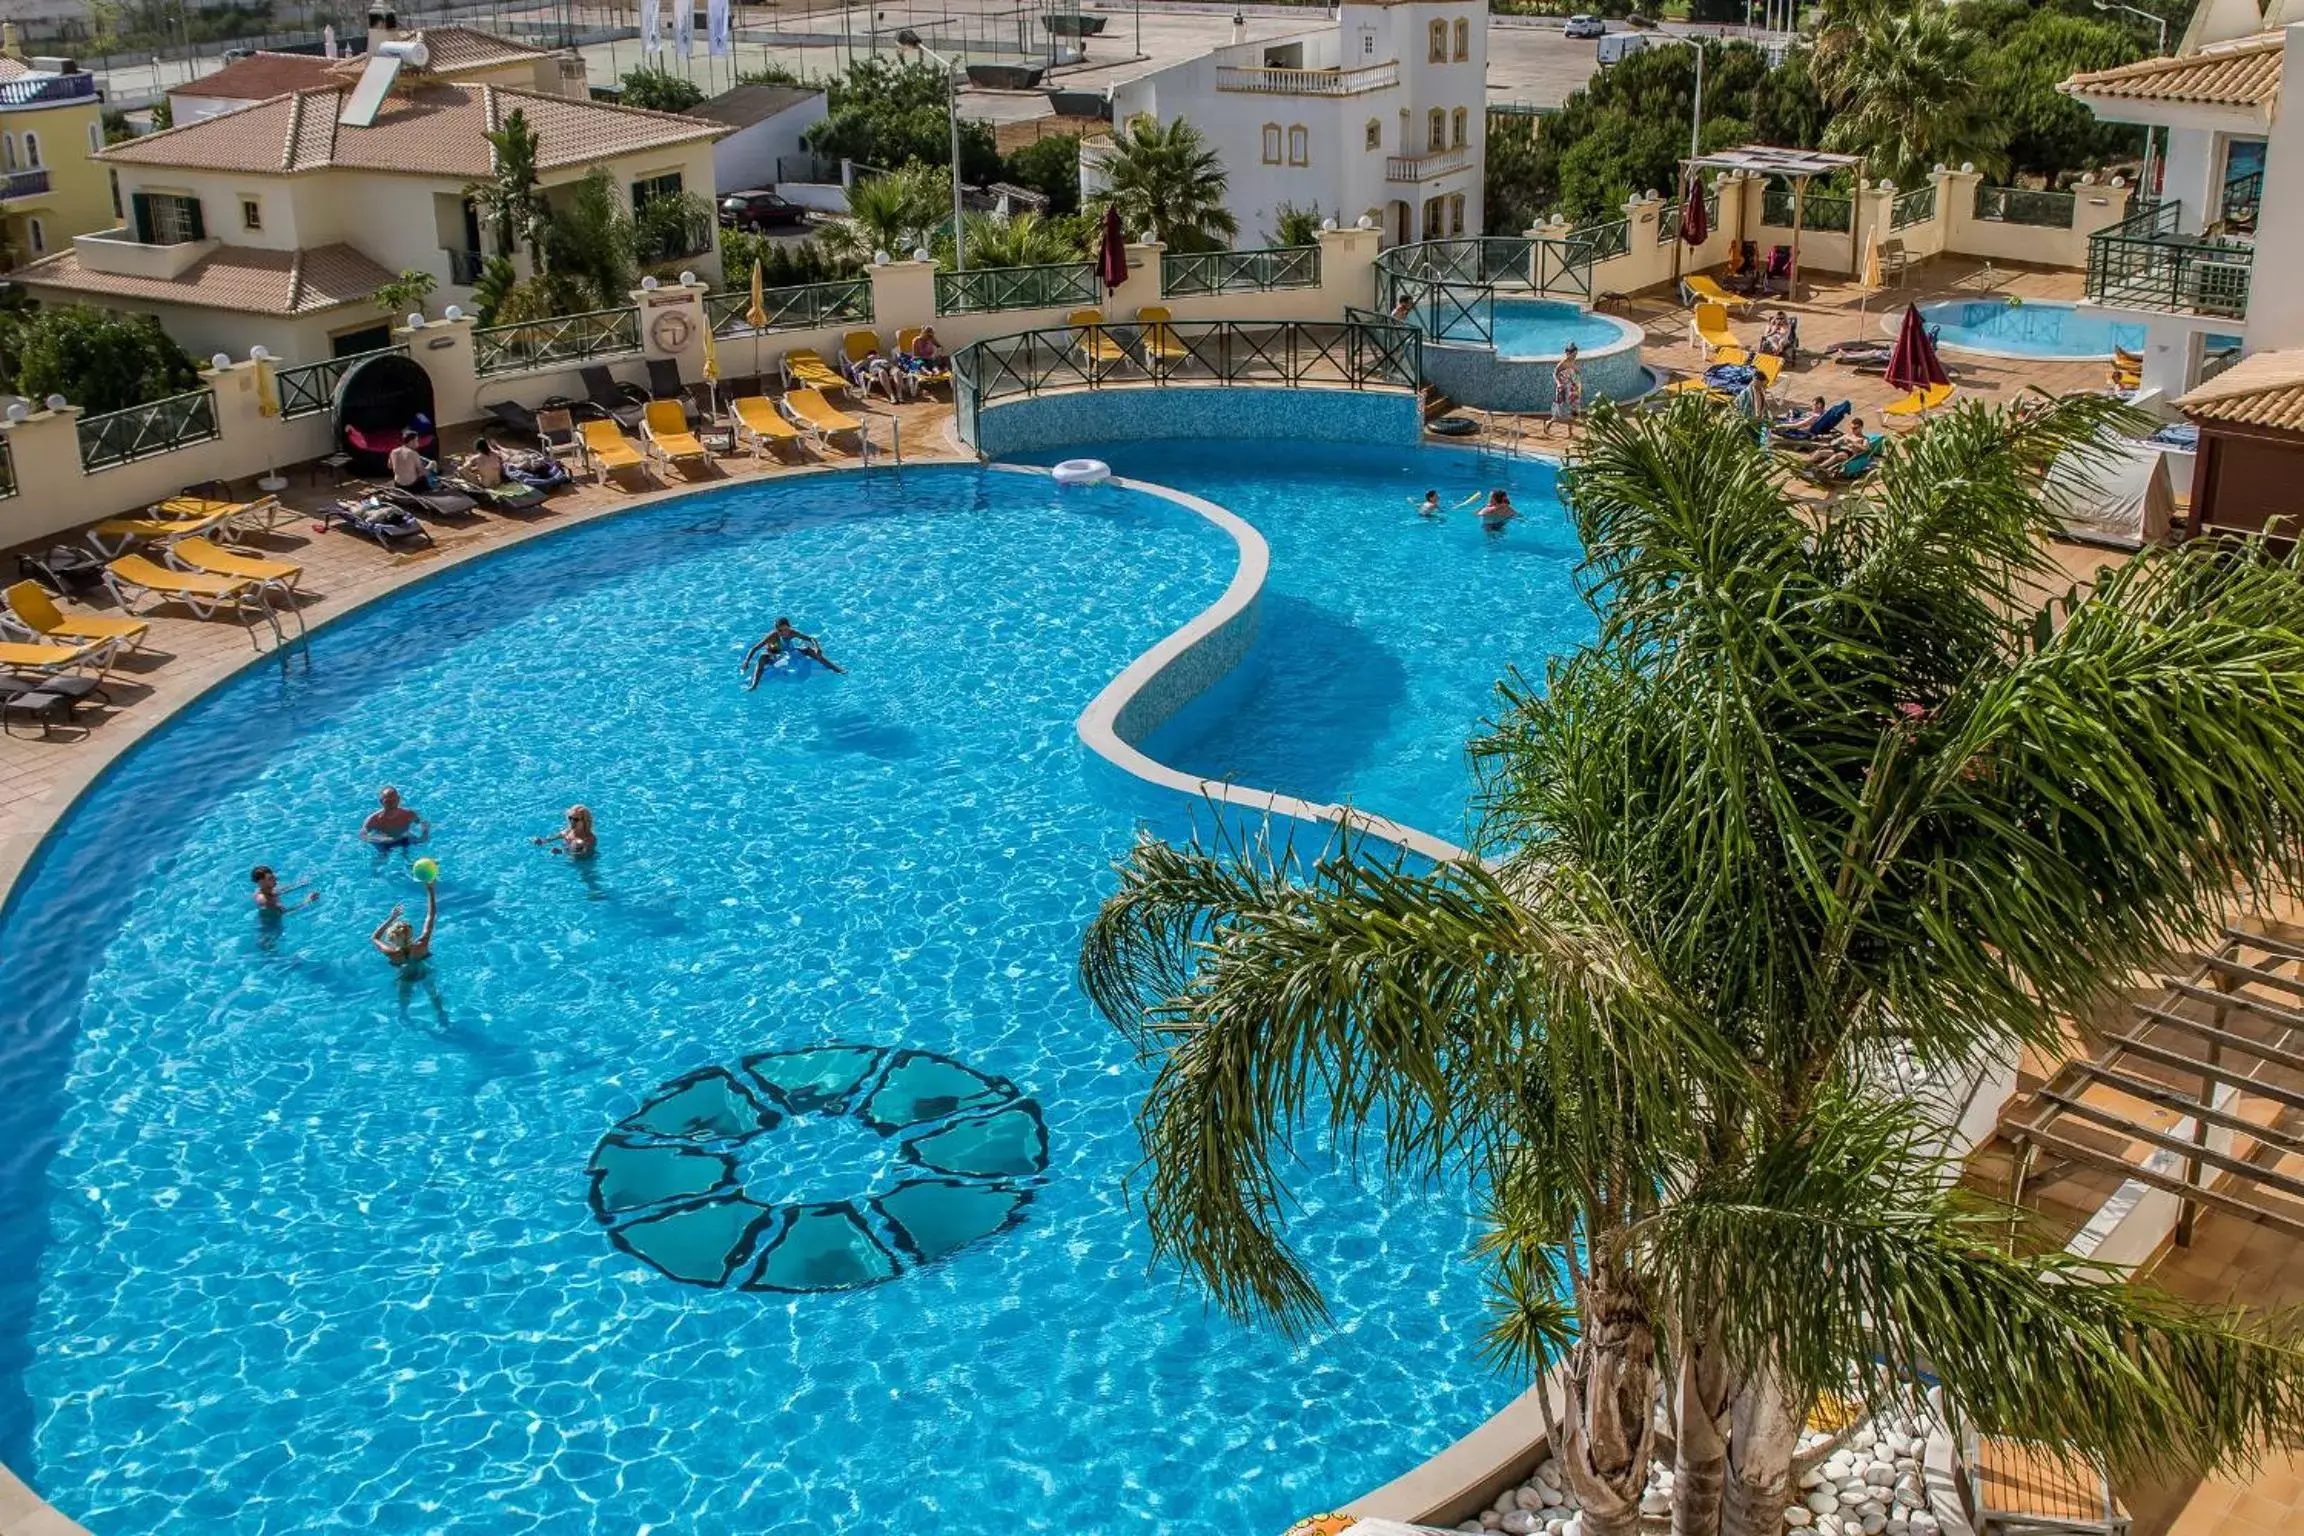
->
[1594,31,1653,65]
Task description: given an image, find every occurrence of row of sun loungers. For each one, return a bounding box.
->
[573,389,866,484]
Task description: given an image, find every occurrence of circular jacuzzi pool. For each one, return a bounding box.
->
[1418,298,1649,412]
[1913,298,2146,361]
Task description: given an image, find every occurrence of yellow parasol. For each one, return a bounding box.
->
[255,357,280,418]
[746,258,769,393]
[1857,227,1885,330]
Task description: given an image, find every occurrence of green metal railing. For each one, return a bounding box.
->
[1760,183,1851,231]
[473,305,642,377]
[1573,217,1631,262]
[1975,185,2076,229]
[2084,198,2251,320]
[1890,184,1937,230]
[934,262,1100,316]
[704,278,871,337]
[0,438,14,500]
[1371,235,1592,349]
[79,387,219,472]
[2220,167,2262,227]
[273,343,409,421]
[951,317,1419,447]
[1161,245,1321,296]
[1657,190,1721,245]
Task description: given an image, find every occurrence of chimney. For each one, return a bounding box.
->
[0,22,24,62]
[366,4,399,56]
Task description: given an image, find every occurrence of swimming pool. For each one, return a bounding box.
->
[1486,299,1639,362]
[0,447,1589,1532]
[1915,298,2147,361]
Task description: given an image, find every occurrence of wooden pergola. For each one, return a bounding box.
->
[1681,145,1868,301]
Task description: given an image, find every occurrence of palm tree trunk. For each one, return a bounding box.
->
[1557,1266,1658,1536]
[1670,1324,1730,1536]
[1721,1361,1805,1536]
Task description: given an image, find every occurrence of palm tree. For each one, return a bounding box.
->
[819,163,951,266]
[1082,394,2304,1536]
[1088,116,1238,253]
[938,209,1086,269]
[470,106,551,268]
[1812,0,2007,185]
[1270,201,1324,247]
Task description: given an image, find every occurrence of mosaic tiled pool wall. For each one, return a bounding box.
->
[1419,336,1653,412]
[968,386,1420,458]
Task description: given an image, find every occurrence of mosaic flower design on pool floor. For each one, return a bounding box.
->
[588,1046,1049,1292]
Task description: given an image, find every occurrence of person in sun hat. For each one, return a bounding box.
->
[1545,342,1582,438]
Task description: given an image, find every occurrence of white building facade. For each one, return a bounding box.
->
[2061,0,2297,400]
[1086,0,1487,248]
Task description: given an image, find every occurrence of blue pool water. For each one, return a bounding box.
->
[1485,299,1639,361]
[1917,298,2147,360]
[0,447,1592,1533]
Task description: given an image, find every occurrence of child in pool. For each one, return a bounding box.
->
[536,805,597,859]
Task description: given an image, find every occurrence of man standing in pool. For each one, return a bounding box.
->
[1479,490,1520,535]
[251,865,319,915]
[362,786,430,849]
[744,618,845,687]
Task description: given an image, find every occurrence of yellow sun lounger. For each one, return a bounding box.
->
[153,493,289,534]
[1884,381,1957,418]
[0,635,117,676]
[1682,274,1753,314]
[643,400,711,468]
[841,329,882,367]
[1691,302,1742,356]
[896,328,952,384]
[580,419,648,480]
[783,349,848,394]
[1711,349,1783,384]
[731,396,805,459]
[4,579,151,654]
[1070,309,1129,369]
[103,554,265,622]
[85,505,240,558]
[1136,306,1190,364]
[167,536,302,596]
[782,387,864,449]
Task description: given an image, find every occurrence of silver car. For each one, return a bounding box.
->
[1565,14,1607,38]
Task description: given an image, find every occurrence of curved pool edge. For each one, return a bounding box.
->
[1885,303,2132,364]
[0,437,1514,1534]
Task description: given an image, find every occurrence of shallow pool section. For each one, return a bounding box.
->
[1417,299,1649,412]
[0,457,1592,1534]
[1016,439,1596,848]
[1486,300,1639,361]
[1916,298,2146,360]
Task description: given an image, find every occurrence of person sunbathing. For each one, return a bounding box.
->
[362,786,431,848]
[745,618,845,687]
[907,327,943,364]
[460,438,507,488]
[1778,396,1830,433]
[1813,420,1872,476]
[536,805,597,859]
[1757,310,1795,358]
[372,883,437,968]
[389,431,438,491]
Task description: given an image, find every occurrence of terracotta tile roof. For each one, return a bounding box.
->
[2062,32,2284,110]
[7,241,395,314]
[171,51,340,101]
[323,26,550,79]
[2178,349,2304,433]
[0,57,31,84]
[100,81,723,178]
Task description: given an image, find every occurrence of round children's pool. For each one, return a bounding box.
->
[1914,298,2147,361]
[1416,299,1649,412]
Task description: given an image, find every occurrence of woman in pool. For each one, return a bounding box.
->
[536,805,597,859]
[1479,490,1520,534]
[371,882,437,968]
[1545,343,1582,438]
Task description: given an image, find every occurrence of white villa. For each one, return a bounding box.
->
[2060,0,2297,398]
[1084,0,1487,247]
[6,40,724,366]
[165,12,588,127]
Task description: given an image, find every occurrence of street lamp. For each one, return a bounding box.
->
[2094,1,2169,200]
[898,28,971,271]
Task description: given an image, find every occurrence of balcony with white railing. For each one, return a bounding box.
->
[1385,146,1472,183]
[0,72,97,108]
[1214,61,1399,96]
[0,168,50,202]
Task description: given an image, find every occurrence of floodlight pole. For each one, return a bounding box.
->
[913,38,970,270]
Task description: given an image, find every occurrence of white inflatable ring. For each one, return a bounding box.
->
[1051,458,1112,486]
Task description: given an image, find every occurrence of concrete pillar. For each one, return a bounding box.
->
[0,404,87,545]
[400,313,481,434]
[632,277,712,385]
[1939,167,1987,252]
[1111,240,1164,315]
[2068,174,2136,242]
[1316,223,1381,311]
[867,257,937,335]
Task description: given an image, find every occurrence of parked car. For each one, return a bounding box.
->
[1596,31,1658,64]
[718,190,809,231]
[220,46,256,62]
[1564,14,1607,38]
